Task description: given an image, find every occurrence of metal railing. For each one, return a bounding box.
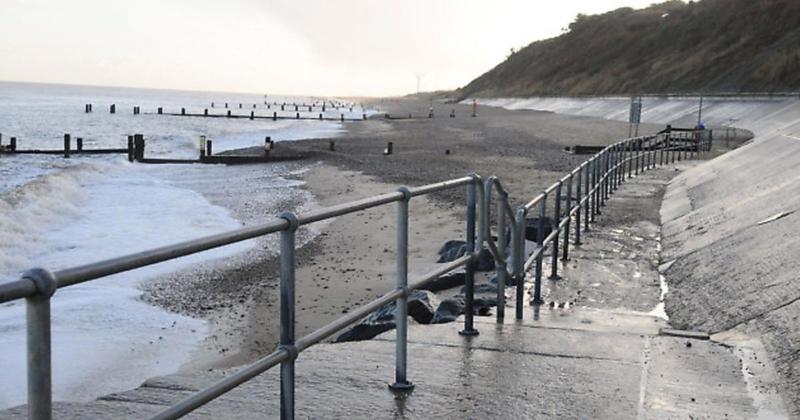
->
[0,128,711,420]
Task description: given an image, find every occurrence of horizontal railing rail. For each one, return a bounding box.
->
[2,128,711,420]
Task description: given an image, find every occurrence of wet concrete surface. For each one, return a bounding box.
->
[2,167,787,419]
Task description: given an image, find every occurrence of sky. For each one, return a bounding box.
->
[0,0,661,97]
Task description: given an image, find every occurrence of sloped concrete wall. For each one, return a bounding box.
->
[658,107,800,415]
[480,95,800,137]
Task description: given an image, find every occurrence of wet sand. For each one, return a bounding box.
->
[142,97,666,370]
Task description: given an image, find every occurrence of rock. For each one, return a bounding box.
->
[420,271,466,292]
[432,295,466,324]
[461,282,499,296]
[335,290,439,342]
[407,290,440,324]
[436,240,495,272]
[437,241,467,263]
[490,273,518,287]
[474,248,495,272]
[525,217,555,242]
[334,323,395,343]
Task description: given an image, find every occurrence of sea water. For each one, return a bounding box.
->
[0,81,367,408]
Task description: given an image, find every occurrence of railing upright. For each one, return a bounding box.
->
[390,187,414,391]
[514,206,527,320]
[278,212,298,420]
[532,192,547,304]
[24,269,56,420]
[562,173,573,261]
[584,162,591,229]
[627,139,633,178]
[575,165,583,245]
[495,191,508,321]
[459,180,479,336]
[550,182,562,280]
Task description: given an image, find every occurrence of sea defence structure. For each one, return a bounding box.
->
[0,130,728,419]
[2,95,799,418]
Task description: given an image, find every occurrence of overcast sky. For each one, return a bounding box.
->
[1,0,660,96]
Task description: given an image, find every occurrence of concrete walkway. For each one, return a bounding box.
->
[1,167,785,419]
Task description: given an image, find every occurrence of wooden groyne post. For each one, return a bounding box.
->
[133,134,145,161]
[127,135,134,162]
[63,134,71,158]
[110,104,116,114]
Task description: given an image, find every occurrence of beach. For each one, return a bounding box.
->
[141,96,666,370]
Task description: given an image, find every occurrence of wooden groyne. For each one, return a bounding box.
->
[0,133,300,165]
[0,134,127,157]
[127,134,301,165]
[81,103,370,122]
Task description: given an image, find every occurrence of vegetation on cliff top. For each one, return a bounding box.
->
[458,0,800,98]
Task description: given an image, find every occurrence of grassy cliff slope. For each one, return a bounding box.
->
[458,0,800,98]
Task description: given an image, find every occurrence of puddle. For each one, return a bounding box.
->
[646,274,669,320]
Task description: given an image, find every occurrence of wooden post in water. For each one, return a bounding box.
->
[110,104,116,114]
[181,108,186,116]
[273,111,277,121]
[239,103,242,109]
[63,134,71,158]
[10,137,16,151]
[250,111,254,120]
[227,110,232,118]
[76,137,83,151]
[158,107,163,114]
[296,112,300,119]
[199,135,206,159]
[383,142,393,155]
[133,134,145,162]
[127,135,134,162]
[319,113,323,120]
[329,140,335,151]
[206,138,213,157]
[204,109,209,116]
[340,114,344,122]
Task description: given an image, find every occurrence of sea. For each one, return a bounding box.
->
[0,81,369,409]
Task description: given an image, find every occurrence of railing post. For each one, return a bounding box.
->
[533,192,547,304]
[278,213,298,420]
[495,191,508,321]
[616,144,623,188]
[627,139,633,178]
[575,165,583,245]
[514,207,527,320]
[550,182,562,280]
[587,156,600,223]
[601,151,608,204]
[459,178,479,336]
[23,268,57,420]
[562,173,573,261]
[584,161,591,229]
[390,187,414,391]
[635,138,641,176]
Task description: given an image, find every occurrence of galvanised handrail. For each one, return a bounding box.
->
[2,128,711,420]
